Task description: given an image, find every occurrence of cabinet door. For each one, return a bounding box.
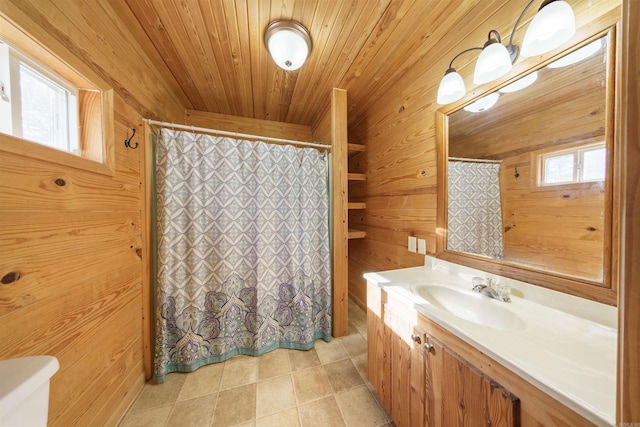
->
[409,325,427,427]
[390,308,429,427]
[424,334,444,427]
[442,347,520,427]
[390,305,412,427]
[367,284,391,412]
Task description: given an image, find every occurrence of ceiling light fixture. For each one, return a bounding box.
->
[264,20,312,71]
[436,0,576,105]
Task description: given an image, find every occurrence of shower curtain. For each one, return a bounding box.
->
[153,129,331,382]
[447,160,504,259]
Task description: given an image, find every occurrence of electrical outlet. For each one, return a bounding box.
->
[408,236,417,253]
[418,238,427,255]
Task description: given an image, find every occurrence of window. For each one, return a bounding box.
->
[0,16,114,176]
[539,144,606,186]
[1,40,79,154]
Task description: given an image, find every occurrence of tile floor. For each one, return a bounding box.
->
[118,300,393,427]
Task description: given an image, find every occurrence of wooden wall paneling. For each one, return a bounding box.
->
[0,212,141,317]
[618,0,640,422]
[185,109,313,143]
[47,281,142,425]
[331,88,349,337]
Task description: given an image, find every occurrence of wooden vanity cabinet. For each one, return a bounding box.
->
[367,282,518,426]
[367,282,597,427]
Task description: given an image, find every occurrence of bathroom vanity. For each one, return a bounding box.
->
[365,256,616,426]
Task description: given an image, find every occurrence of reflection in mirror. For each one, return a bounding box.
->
[444,34,611,287]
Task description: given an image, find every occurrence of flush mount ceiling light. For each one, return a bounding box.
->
[436,0,576,105]
[264,20,312,71]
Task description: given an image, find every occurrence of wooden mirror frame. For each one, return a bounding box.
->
[435,27,620,306]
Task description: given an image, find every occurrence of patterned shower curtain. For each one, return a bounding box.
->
[447,160,504,259]
[153,129,331,382]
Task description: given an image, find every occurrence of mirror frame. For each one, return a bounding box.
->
[435,27,620,305]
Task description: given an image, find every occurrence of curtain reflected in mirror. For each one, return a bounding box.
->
[447,159,504,260]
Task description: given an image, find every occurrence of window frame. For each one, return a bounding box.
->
[2,43,81,153]
[0,18,115,176]
[536,142,607,188]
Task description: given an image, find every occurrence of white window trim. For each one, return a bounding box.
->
[1,39,79,154]
[538,142,606,187]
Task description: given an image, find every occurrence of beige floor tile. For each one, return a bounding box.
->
[351,353,368,382]
[177,363,224,401]
[292,366,332,403]
[324,359,364,393]
[314,338,349,365]
[118,404,173,427]
[212,383,256,427]
[256,406,300,427]
[257,348,291,380]
[340,333,367,358]
[298,396,346,427]
[288,348,321,372]
[335,385,389,427]
[220,356,258,391]
[129,374,187,412]
[167,394,217,427]
[256,374,297,418]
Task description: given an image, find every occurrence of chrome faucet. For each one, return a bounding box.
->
[472,277,511,303]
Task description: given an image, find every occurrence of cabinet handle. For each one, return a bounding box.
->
[424,343,434,353]
[410,333,422,344]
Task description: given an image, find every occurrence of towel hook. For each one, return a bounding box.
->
[124,128,138,149]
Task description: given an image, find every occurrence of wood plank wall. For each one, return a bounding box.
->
[0,1,186,425]
[347,0,621,309]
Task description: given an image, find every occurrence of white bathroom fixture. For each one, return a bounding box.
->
[0,356,60,427]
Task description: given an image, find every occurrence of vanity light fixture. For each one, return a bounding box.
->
[264,20,312,71]
[436,0,576,105]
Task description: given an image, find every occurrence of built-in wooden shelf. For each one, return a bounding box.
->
[348,143,366,154]
[348,202,366,210]
[348,172,366,181]
[348,228,366,239]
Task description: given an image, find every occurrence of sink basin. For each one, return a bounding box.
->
[412,284,526,331]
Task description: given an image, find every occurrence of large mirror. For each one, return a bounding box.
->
[436,29,617,305]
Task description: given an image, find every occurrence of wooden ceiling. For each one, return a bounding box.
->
[115,0,464,129]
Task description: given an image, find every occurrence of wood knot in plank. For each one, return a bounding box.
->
[562,194,570,198]
[587,226,597,231]
[398,105,405,113]
[136,247,143,258]
[54,178,66,187]
[2,271,20,284]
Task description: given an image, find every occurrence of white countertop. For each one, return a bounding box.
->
[364,256,617,427]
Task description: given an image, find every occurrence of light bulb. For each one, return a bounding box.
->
[474,42,512,85]
[437,69,466,105]
[521,1,576,57]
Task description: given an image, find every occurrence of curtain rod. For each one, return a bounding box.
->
[143,118,332,150]
[448,157,502,164]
